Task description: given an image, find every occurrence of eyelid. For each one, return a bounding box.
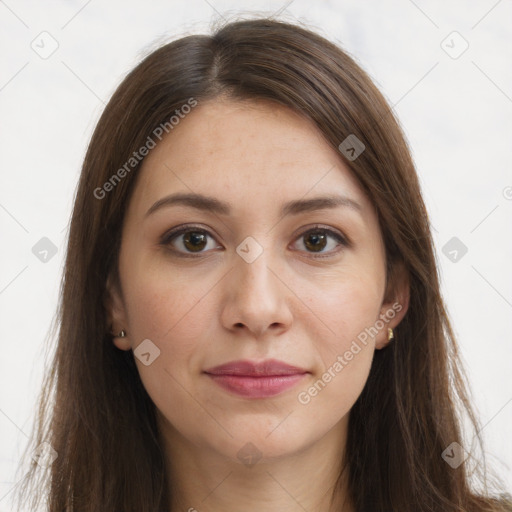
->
[160,224,216,244]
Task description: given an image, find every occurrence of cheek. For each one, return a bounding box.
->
[122,269,215,428]
[292,287,378,436]
[121,259,219,387]
[294,269,382,406]
[123,255,214,342]
[302,263,384,346]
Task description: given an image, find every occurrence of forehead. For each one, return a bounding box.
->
[130,99,370,217]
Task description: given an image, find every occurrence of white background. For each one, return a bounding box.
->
[1,0,511,509]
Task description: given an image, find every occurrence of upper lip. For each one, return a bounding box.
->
[204,359,309,376]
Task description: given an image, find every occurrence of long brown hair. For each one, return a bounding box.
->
[13,16,511,512]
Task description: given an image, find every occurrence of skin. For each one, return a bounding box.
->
[106,98,409,512]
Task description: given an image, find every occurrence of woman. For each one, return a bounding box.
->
[14,17,511,512]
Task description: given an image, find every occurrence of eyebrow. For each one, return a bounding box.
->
[145,192,363,219]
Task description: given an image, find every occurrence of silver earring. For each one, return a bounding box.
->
[117,330,126,338]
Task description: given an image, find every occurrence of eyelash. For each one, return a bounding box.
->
[159,224,350,260]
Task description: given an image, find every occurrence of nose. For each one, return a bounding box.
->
[220,247,293,338]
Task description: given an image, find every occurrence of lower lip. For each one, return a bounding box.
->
[205,373,307,398]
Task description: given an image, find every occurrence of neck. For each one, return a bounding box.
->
[158,413,355,512]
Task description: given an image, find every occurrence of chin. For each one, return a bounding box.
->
[200,421,312,466]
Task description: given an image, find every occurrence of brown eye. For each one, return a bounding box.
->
[303,231,328,252]
[292,227,348,258]
[161,224,348,259]
[161,226,219,256]
[182,231,208,252]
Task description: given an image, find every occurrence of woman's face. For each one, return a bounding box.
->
[107,98,408,464]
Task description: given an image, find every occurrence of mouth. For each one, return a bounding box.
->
[203,359,309,399]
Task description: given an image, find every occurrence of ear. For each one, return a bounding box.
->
[104,272,131,351]
[375,260,410,350]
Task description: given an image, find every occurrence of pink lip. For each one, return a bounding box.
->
[204,359,309,399]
